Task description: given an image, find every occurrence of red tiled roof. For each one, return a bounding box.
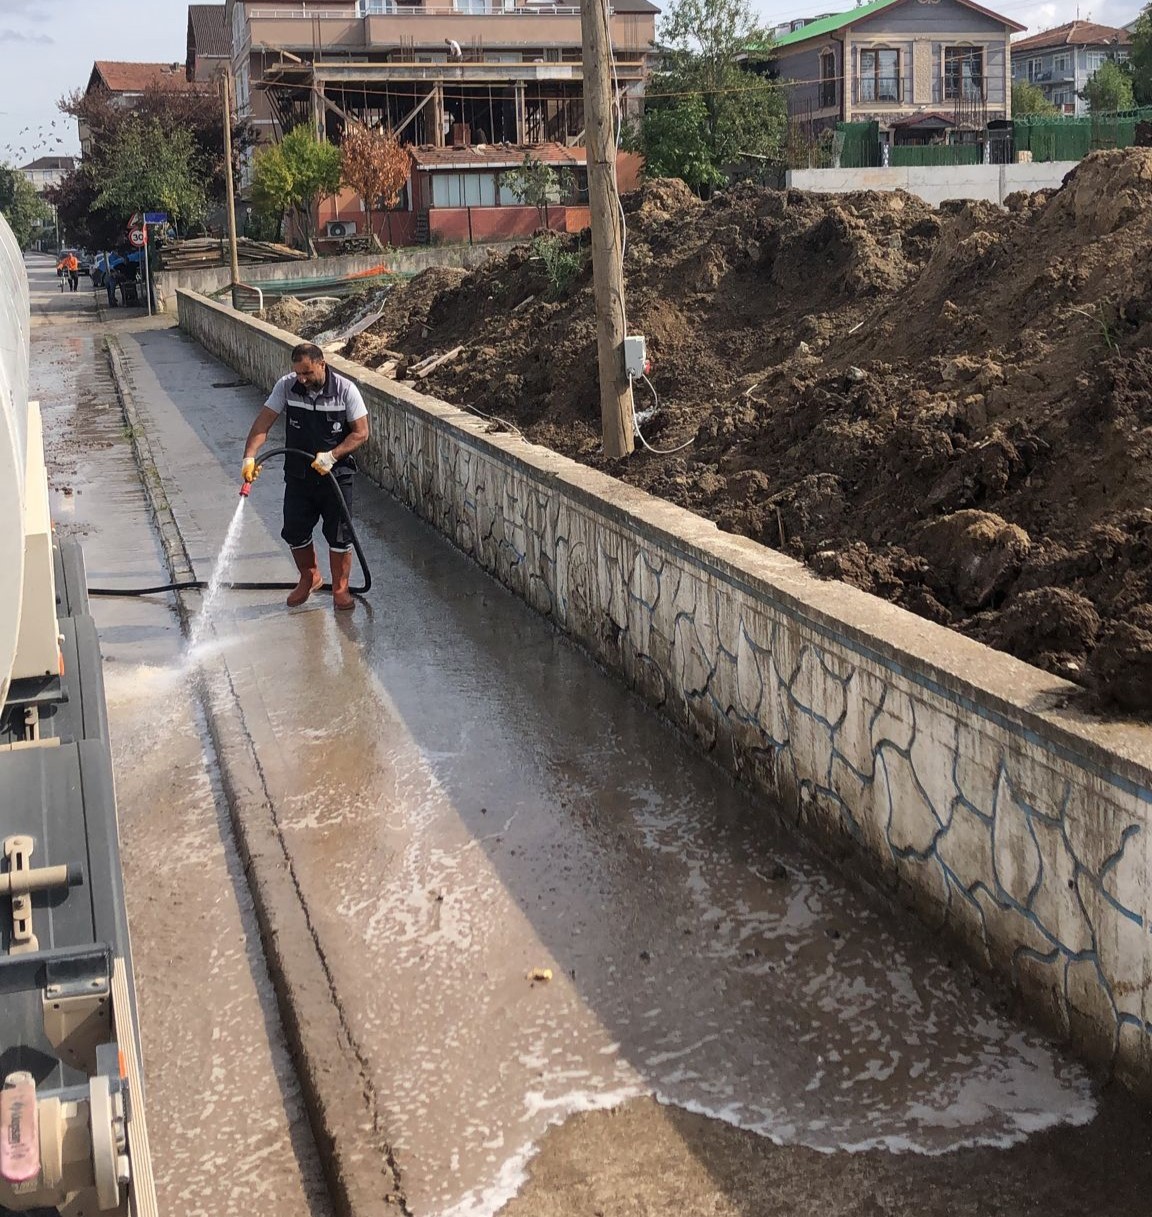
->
[1011,20,1131,52]
[89,61,202,94]
[409,142,587,169]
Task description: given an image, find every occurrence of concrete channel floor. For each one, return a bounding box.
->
[27,256,1152,1216]
[26,257,333,1217]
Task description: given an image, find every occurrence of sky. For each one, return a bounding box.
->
[0,0,1142,167]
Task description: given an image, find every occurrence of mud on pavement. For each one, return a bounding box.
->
[284,148,1152,718]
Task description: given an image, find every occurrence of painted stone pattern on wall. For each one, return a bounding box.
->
[178,291,1152,1091]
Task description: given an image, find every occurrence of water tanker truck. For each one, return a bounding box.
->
[0,216,156,1214]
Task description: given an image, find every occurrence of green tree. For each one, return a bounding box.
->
[1131,3,1152,104]
[251,126,342,251]
[45,164,117,251]
[1011,79,1058,117]
[639,95,721,192]
[94,118,209,231]
[640,0,785,195]
[1080,59,1135,112]
[0,168,50,248]
[497,153,572,226]
[50,81,258,251]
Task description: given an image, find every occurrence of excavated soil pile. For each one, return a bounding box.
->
[334,151,1152,715]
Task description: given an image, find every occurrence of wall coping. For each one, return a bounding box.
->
[178,287,1152,800]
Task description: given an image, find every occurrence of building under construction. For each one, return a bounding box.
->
[220,0,656,154]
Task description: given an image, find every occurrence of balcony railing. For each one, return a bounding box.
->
[853,77,902,104]
[938,78,988,102]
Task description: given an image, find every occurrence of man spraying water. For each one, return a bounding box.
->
[241,342,370,611]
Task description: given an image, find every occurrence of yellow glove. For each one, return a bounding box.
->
[242,457,261,483]
[311,450,336,476]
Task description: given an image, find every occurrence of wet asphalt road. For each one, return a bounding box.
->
[26,256,1152,1216]
[27,258,332,1217]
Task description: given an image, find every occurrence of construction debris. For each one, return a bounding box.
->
[287,152,1152,715]
[157,237,309,270]
[411,346,463,379]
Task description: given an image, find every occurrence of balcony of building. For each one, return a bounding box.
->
[243,3,655,57]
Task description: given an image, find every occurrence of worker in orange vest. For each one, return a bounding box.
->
[56,252,80,292]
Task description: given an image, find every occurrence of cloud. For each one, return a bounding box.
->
[0,0,52,21]
[0,27,52,42]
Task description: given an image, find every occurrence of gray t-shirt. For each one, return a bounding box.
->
[264,369,368,422]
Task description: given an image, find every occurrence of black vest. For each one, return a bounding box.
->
[283,370,356,480]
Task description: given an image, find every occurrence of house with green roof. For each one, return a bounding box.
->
[767,0,1024,148]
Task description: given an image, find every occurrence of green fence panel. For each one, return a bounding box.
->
[889,145,983,167]
[835,121,881,169]
[1014,108,1152,161]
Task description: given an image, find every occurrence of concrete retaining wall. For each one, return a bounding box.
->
[177,287,1152,1091]
[786,162,1080,206]
[154,242,518,313]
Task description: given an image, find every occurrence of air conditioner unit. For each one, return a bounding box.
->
[326,220,357,237]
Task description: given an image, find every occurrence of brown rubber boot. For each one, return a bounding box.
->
[330,550,354,611]
[287,544,323,607]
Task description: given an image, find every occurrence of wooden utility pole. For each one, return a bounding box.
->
[580,0,634,458]
[221,72,241,306]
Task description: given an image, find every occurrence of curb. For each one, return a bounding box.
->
[103,333,407,1217]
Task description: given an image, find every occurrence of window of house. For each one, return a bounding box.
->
[454,0,489,12]
[858,47,899,102]
[1052,89,1074,106]
[944,46,983,99]
[1086,50,1108,72]
[820,49,837,107]
[1116,49,1131,63]
[380,183,410,211]
[431,172,498,207]
[1051,52,1071,73]
[1026,56,1044,81]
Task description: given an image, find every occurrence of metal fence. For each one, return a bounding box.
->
[888,144,983,167]
[834,121,882,168]
[1014,108,1152,162]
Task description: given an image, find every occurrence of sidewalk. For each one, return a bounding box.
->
[102,307,1152,1217]
[28,260,332,1217]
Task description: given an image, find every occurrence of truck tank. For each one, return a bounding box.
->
[0,217,157,1216]
[0,212,30,710]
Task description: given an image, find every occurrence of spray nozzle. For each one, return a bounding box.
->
[239,482,251,498]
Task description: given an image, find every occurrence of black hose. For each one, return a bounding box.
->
[89,446,372,600]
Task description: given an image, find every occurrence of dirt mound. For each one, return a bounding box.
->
[311,150,1152,715]
[345,267,470,367]
[260,296,309,335]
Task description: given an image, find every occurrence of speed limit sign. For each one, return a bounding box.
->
[128,227,146,247]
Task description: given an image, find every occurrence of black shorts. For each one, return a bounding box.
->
[281,472,355,552]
